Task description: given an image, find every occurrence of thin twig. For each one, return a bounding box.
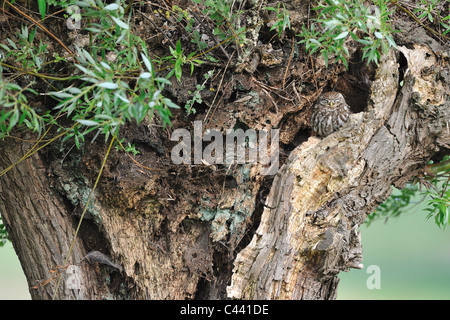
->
[204,51,235,128]
[291,80,302,104]
[261,87,279,113]
[0,61,78,81]
[309,55,318,91]
[188,8,230,60]
[53,132,117,299]
[139,10,176,49]
[254,79,294,102]
[283,36,295,90]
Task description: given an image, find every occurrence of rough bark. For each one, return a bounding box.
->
[0,140,105,299]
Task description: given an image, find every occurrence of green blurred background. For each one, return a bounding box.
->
[337,208,450,299]
[0,242,29,299]
[1,205,450,299]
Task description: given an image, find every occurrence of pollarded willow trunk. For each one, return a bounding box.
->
[0,8,448,299]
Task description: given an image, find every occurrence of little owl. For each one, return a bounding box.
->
[311,91,351,137]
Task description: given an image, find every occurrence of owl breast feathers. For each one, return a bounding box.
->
[311,91,351,137]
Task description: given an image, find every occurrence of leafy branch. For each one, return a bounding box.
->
[1,0,182,147]
[389,0,450,41]
[298,0,397,67]
[367,156,450,229]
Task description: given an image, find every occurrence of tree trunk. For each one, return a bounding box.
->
[0,7,448,299]
[0,140,102,299]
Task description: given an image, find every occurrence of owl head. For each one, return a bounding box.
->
[319,91,346,108]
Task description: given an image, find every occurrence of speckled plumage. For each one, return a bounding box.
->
[311,91,351,137]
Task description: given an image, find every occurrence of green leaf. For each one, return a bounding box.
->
[139,72,152,79]
[18,108,28,125]
[163,98,180,109]
[75,64,97,78]
[334,31,348,40]
[7,38,17,50]
[385,34,396,48]
[374,31,383,39]
[74,134,80,149]
[111,16,129,30]
[158,107,172,127]
[49,91,74,99]
[80,48,97,67]
[141,53,153,73]
[100,61,112,70]
[97,82,119,89]
[166,69,175,80]
[356,38,373,45]
[0,110,13,123]
[104,3,119,10]
[338,54,348,69]
[175,60,182,81]
[37,0,46,20]
[115,93,130,104]
[77,119,99,126]
[116,31,127,44]
[7,108,19,131]
[67,87,83,94]
[321,49,329,67]
[0,43,10,52]
[155,77,172,85]
[349,31,359,40]
[176,39,182,54]
[85,27,102,33]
